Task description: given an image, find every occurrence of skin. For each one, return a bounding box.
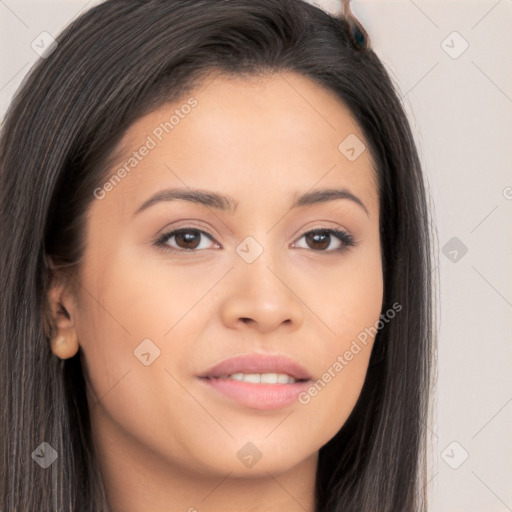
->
[48,71,383,512]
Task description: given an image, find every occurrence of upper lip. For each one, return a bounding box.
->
[198,353,313,381]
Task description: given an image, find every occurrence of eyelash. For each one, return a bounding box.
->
[153,227,356,254]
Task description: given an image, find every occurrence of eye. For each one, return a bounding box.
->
[292,228,356,252]
[154,228,219,252]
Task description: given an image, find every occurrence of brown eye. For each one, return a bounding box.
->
[154,228,218,252]
[173,229,202,249]
[305,231,331,251]
[294,229,356,252]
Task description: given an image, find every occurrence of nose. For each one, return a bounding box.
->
[219,249,305,334]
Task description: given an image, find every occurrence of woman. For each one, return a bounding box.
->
[0,0,435,510]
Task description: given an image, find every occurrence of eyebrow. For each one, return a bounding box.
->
[132,187,369,217]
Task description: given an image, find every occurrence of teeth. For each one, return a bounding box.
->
[226,372,297,384]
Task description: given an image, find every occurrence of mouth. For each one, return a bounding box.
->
[197,354,313,410]
[202,372,308,384]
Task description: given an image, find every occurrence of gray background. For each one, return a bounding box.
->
[1,1,511,510]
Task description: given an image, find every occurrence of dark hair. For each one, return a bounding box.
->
[0,1,435,510]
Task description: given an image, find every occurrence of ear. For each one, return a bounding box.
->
[46,261,80,360]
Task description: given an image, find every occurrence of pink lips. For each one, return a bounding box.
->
[197,354,313,410]
[199,353,313,380]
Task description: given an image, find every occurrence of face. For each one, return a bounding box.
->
[52,71,383,479]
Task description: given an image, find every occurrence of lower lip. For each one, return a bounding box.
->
[199,377,311,410]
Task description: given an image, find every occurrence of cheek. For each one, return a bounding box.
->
[295,243,383,432]
[73,239,216,407]
[72,248,214,466]
[300,232,383,354]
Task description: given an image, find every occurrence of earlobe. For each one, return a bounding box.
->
[50,330,79,359]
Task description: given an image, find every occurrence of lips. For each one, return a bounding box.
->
[197,353,314,410]
[198,353,313,381]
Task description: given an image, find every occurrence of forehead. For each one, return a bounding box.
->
[95,71,379,219]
